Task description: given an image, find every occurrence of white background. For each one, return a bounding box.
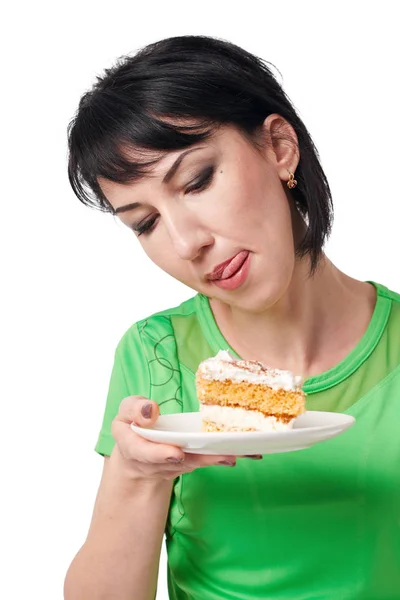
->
[2,1,399,598]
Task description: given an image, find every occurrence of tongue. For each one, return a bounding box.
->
[220,251,248,279]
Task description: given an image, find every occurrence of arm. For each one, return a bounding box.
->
[64,448,172,600]
[64,396,236,600]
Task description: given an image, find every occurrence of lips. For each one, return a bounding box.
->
[207,251,250,281]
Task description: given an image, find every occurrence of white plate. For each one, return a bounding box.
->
[130,411,355,455]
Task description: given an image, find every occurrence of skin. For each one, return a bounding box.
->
[99,114,377,379]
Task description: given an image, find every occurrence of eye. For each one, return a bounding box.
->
[131,165,215,237]
[184,165,215,194]
[133,215,159,237]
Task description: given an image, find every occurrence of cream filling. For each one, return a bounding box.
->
[200,404,294,432]
[197,350,303,391]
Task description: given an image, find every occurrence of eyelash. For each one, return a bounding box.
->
[134,166,215,236]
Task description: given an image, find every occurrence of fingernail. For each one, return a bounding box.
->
[141,403,152,419]
[166,457,184,463]
[244,455,263,460]
[218,460,236,466]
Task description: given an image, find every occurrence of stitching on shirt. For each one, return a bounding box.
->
[134,323,153,400]
[138,316,183,411]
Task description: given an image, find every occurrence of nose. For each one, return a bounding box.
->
[162,206,214,261]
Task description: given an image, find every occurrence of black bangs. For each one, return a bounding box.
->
[67,103,217,213]
[67,34,333,271]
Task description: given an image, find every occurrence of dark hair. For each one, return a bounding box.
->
[67,34,333,272]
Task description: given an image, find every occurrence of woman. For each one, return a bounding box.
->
[64,35,400,600]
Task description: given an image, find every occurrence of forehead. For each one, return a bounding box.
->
[97,125,248,204]
[118,123,238,166]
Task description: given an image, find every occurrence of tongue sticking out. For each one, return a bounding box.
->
[220,251,249,280]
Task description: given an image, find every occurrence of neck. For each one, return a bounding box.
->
[209,255,377,379]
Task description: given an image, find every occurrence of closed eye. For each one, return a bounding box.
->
[184,165,215,194]
[133,215,159,236]
[133,165,215,237]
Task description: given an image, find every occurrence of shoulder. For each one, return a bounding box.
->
[114,293,214,389]
[375,282,400,304]
[384,285,400,331]
[105,296,201,418]
[115,295,199,357]
[375,282,400,326]
[374,282,400,367]
[116,296,197,366]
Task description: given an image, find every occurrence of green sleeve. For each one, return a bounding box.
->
[94,314,183,457]
[95,323,151,457]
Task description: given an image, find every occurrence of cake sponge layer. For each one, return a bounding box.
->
[196,375,305,418]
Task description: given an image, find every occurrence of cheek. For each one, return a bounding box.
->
[217,169,294,249]
[140,235,189,280]
[141,239,171,271]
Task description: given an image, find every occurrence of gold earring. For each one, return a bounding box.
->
[287,170,297,189]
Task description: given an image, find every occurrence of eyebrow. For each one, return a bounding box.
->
[114,147,206,214]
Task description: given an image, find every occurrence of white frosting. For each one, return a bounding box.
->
[197,350,303,391]
[200,404,294,432]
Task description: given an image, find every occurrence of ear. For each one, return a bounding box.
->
[261,114,300,183]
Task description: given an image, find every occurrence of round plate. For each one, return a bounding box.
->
[130,411,355,455]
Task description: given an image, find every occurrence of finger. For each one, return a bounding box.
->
[117,396,160,427]
[183,454,238,468]
[148,453,240,473]
[240,455,263,460]
[112,420,185,464]
[140,455,238,478]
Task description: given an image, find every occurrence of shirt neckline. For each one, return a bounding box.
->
[195,281,392,394]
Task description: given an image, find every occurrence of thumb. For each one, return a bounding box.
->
[118,395,160,428]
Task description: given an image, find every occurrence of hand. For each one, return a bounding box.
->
[111,396,242,481]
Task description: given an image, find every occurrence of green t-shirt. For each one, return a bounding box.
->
[96,281,400,599]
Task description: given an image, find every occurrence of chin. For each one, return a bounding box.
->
[215,279,289,313]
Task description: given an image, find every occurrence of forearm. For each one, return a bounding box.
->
[64,448,173,600]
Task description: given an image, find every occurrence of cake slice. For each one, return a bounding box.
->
[196,350,306,432]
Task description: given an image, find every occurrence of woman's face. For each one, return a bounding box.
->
[100,118,300,313]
